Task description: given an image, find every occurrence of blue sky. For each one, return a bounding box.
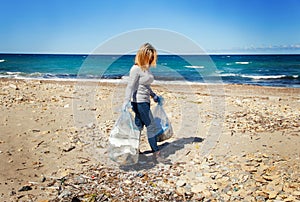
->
[1,0,300,54]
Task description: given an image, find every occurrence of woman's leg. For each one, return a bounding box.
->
[131,102,144,131]
[136,102,160,152]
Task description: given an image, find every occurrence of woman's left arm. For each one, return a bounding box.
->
[148,86,159,102]
[148,86,156,98]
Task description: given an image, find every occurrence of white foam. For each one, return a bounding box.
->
[220,73,238,77]
[153,80,211,86]
[0,74,217,85]
[6,71,21,75]
[0,59,5,63]
[121,76,130,81]
[235,62,250,65]
[184,65,204,69]
[241,75,286,80]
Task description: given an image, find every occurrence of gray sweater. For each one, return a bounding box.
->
[124,65,156,103]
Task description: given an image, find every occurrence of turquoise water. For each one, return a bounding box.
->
[0,54,299,87]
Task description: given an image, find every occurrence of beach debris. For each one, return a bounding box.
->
[191,184,207,193]
[18,186,32,192]
[9,84,19,90]
[86,122,96,129]
[226,98,300,133]
[63,146,76,152]
[41,175,46,182]
[176,179,186,187]
[9,152,295,201]
[32,129,41,133]
[35,141,45,148]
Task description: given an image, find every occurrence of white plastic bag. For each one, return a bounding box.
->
[153,97,174,142]
[108,107,140,165]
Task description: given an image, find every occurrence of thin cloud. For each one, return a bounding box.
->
[208,44,300,54]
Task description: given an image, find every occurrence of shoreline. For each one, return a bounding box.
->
[1,77,300,89]
[0,78,299,201]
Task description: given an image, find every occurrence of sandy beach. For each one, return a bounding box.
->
[0,78,299,201]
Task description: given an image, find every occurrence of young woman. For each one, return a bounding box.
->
[123,43,161,153]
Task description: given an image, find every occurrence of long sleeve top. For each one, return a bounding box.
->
[124,65,156,103]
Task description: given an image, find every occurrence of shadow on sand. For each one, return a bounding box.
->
[120,137,204,171]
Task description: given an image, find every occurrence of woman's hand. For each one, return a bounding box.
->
[153,95,160,103]
[122,102,131,111]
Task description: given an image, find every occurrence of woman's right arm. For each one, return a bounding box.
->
[124,66,139,103]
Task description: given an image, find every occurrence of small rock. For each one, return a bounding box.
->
[10,190,16,196]
[74,176,86,184]
[176,180,186,187]
[284,196,297,202]
[195,99,203,104]
[42,130,50,135]
[176,187,186,195]
[63,146,75,152]
[211,183,219,190]
[9,84,19,90]
[262,174,280,181]
[202,190,211,198]
[242,165,257,173]
[124,180,131,184]
[235,99,242,106]
[41,175,46,182]
[191,184,206,193]
[58,189,72,199]
[268,191,278,199]
[86,122,95,129]
[222,194,230,201]
[15,96,24,101]
[293,191,300,196]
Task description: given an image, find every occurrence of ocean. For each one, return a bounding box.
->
[0,54,299,88]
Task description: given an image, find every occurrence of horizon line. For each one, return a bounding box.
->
[1,51,300,55]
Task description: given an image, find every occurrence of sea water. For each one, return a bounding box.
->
[0,54,299,87]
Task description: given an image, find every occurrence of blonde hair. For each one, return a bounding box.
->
[135,43,157,71]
